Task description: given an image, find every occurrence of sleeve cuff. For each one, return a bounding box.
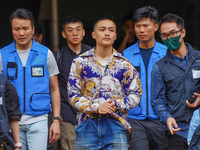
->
[91,103,101,113]
[163,114,172,124]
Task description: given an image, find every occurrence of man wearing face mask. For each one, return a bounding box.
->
[151,13,200,150]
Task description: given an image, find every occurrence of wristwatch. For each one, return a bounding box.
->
[52,116,63,122]
[14,143,22,149]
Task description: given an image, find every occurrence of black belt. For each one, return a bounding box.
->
[90,113,110,119]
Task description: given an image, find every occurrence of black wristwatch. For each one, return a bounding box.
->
[52,116,63,122]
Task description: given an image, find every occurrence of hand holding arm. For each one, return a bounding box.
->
[98,100,116,114]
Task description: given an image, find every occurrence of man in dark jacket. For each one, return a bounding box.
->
[54,15,90,150]
[0,74,21,150]
[151,13,200,150]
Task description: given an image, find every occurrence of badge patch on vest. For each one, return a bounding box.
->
[31,66,44,77]
[192,69,200,79]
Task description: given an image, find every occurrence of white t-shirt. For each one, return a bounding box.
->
[0,48,59,125]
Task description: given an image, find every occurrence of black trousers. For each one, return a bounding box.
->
[166,130,188,150]
[128,118,168,150]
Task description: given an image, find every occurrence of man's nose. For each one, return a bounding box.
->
[105,29,110,35]
[73,29,78,35]
[19,29,24,35]
[139,26,145,32]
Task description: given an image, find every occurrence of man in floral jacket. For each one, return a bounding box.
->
[67,13,143,150]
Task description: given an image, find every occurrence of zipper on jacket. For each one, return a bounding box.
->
[23,67,26,114]
[146,69,148,117]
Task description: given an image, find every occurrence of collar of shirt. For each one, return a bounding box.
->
[81,47,123,58]
[169,50,188,70]
[170,49,189,62]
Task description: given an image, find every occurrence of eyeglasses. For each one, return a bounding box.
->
[160,28,183,40]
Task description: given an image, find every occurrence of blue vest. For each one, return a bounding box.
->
[1,40,50,116]
[123,40,167,120]
[155,43,200,121]
[0,74,14,147]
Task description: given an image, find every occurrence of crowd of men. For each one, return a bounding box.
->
[1,5,200,150]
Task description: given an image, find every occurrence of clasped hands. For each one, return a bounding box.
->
[98,100,116,114]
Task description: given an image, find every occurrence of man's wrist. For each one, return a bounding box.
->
[52,116,63,122]
[14,143,22,149]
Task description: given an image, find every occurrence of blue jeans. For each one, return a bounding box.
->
[19,119,48,150]
[75,117,128,150]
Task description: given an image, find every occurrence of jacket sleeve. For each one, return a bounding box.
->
[5,79,21,121]
[151,64,171,123]
[187,109,200,144]
[113,63,142,111]
[67,59,99,114]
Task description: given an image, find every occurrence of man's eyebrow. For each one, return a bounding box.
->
[161,29,176,34]
[67,26,81,29]
[135,23,149,25]
[99,26,115,29]
[99,26,106,28]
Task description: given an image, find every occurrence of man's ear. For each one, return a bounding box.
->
[62,31,67,39]
[154,23,158,32]
[92,31,96,39]
[182,28,186,38]
[83,29,85,37]
[32,26,35,35]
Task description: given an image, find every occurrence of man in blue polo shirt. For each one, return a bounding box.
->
[123,6,168,150]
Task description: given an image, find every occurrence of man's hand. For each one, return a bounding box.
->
[49,120,60,143]
[186,93,200,108]
[98,100,116,114]
[167,117,181,135]
[125,29,133,39]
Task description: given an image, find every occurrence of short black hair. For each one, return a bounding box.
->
[34,22,43,36]
[122,13,133,26]
[62,15,83,31]
[10,8,34,27]
[133,6,159,24]
[158,13,184,33]
[93,13,116,30]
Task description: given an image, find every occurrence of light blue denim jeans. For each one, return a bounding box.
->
[19,119,48,150]
[75,117,128,150]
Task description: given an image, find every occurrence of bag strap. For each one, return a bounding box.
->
[56,47,64,65]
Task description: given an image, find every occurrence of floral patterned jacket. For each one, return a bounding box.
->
[67,48,142,131]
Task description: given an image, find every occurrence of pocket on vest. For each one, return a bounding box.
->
[30,93,50,111]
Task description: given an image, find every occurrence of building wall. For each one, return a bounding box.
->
[39,0,199,50]
[0,0,200,50]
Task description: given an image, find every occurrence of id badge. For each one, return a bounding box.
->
[31,66,44,77]
[192,69,200,79]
